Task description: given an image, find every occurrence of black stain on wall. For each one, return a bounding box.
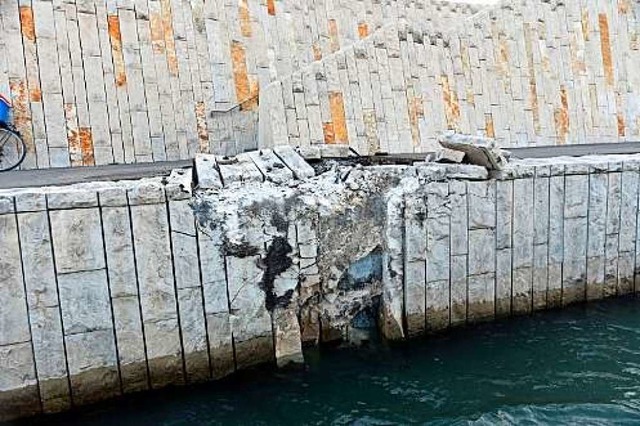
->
[258,236,294,311]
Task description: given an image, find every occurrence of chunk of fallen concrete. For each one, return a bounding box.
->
[195,154,223,190]
[438,133,508,170]
[273,146,316,179]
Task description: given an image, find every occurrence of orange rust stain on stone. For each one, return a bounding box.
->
[498,37,510,77]
[30,88,41,103]
[161,0,179,76]
[616,94,626,137]
[239,0,252,37]
[9,78,34,155]
[524,23,540,135]
[441,75,460,130]
[231,40,251,104]
[19,6,36,42]
[358,22,369,39]
[79,127,95,166]
[581,9,590,42]
[240,76,260,111]
[618,114,626,138]
[485,113,495,138]
[323,122,335,143]
[329,91,348,144]
[195,101,209,152]
[554,86,570,144]
[267,0,276,16]
[65,104,82,166]
[599,13,614,87]
[312,44,322,61]
[328,19,340,53]
[618,0,630,14]
[108,15,127,87]
[408,93,422,147]
[150,13,165,54]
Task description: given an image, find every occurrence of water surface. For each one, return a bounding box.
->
[11,297,640,425]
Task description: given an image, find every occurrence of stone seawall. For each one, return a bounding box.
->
[2,148,640,420]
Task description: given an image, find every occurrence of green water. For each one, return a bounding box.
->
[12,297,640,425]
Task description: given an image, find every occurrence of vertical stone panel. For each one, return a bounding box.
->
[587,167,608,300]
[0,343,39,420]
[226,253,274,369]
[495,179,513,316]
[512,177,534,314]
[169,197,210,382]
[562,174,589,305]
[467,180,495,322]
[605,169,622,297]
[0,213,30,346]
[426,182,451,331]
[128,186,184,388]
[197,225,234,379]
[618,166,639,294]
[16,204,71,412]
[48,204,120,404]
[403,194,426,337]
[99,188,148,393]
[449,180,468,324]
[544,166,561,296]
[532,167,550,310]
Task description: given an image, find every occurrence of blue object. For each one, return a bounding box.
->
[0,95,11,125]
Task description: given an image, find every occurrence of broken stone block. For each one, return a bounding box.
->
[247,149,294,184]
[438,132,508,170]
[273,145,315,179]
[425,147,465,164]
[195,154,223,190]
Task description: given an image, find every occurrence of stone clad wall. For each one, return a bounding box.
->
[3,149,640,420]
[0,0,484,169]
[261,0,640,154]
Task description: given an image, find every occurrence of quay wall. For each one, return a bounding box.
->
[2,149,640,420]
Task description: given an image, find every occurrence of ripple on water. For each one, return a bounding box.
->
[9,297,640,425]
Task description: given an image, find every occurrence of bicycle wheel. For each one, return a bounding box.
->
[0,128,26,171]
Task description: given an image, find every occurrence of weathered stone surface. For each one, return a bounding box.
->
[247,149,294,185]
[273,145,315,179]
[467,273,495,323]
[50,208,105,274]
[29,306,70,412]
[0,214,30,346]
[102,206,138,297]
[178,287,210,382]
[218,153,263,186]
[130,202,177,322]
[468,180,495,229]
[112,296,148,393]
[495,249,511,317]
[144,318,184,388]
[58,269,112,335]
[450,254,467,325]
[468,229,495,276]
[0,343,39,421]
[65,330,119,405]
[273,307,304,367]
[195,155,223,190]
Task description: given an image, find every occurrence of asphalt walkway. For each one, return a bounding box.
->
[2,142,640,190]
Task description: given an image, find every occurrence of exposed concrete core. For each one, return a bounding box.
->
[2,147,640,420]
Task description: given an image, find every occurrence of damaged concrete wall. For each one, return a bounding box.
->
[3,149,640,420]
